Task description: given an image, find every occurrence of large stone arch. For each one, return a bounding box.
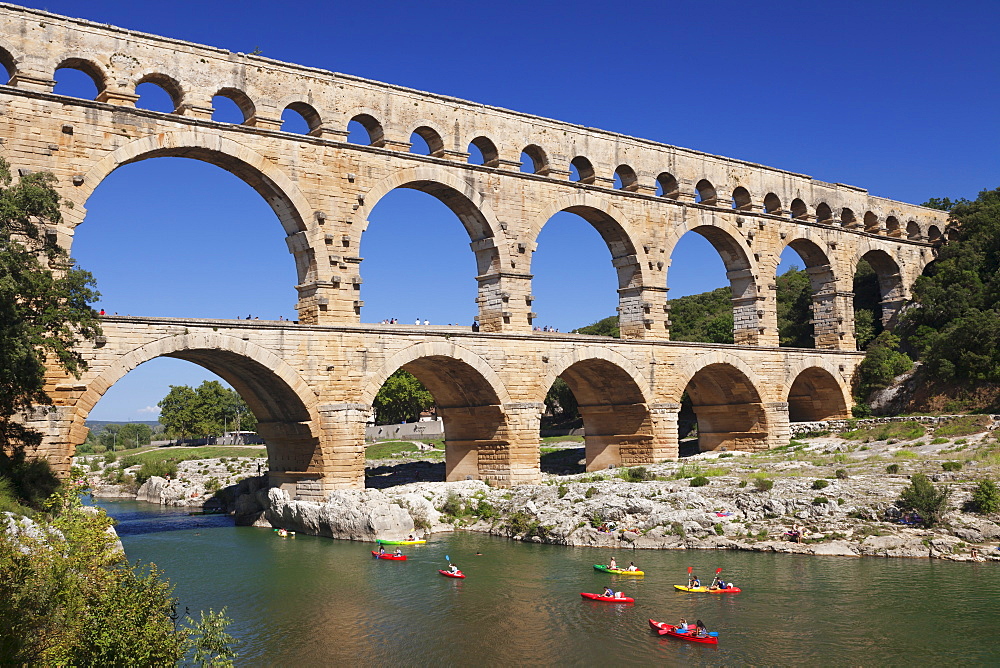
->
[784,360,852,422]
[356,165,513,331]
[531,192,654,338]
[542,347,657,470]
[775,235,843,349]
[664,213,764,345]
[671,352,775,452]
[72,333,322,474]
[851,240,906,329]
[362,341,528,484]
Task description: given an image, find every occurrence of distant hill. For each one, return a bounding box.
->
[85,420,161,431]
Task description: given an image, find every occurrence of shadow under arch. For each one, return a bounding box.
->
[362,341,520,485]
[72,331,322,474]
[541,347,653,470]
[673,354,769,452]
[356,165,511,329]
[531,192,651,338]
[786,364,850,422]
[665,216,762,345]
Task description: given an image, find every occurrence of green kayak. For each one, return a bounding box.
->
[593,564,645,576]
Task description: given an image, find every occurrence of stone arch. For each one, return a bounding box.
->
[853,242,905,328]
[664,216,763,345]
[357,165,511,329]
[928,225,942,243]
[816,202,833,224]
[54,56,107,98]
[521,144,549,175]
[776,236,839,348]
[695,179,717,205]
[134,72,183,112]
[468,136,500,167]
[840,207,857,228]
[886,215,902,238]
[362,341,517,484]
[73,333,322,473]
[614,164,639,191]
[906,220,921,240]
[282,101,323,136]
[656,172,679,199]
[346,111,385,147]
[673,353,770,452]
[73,131,315,302]
[410,123,445,157]
[212,86,256,124]
[0,44,18,83]
[863,211,880,233]
[732,186,753,211]
[790,198,808,220]
[764,192,782,214]
[542,347,653,470]
[531,192,650,337]
[570,155,595,184]
[785,362,851,422]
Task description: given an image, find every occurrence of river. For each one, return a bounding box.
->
[100,500,1000,666]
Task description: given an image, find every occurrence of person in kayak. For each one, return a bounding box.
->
[694,620,709,638]
[688,573,700,588]
[676,618,689,632]
[448,563,460,574]
[626,561,638,571]
[378,545,386,554]
[603,586,615,598]
[609,557,618,570]
[394,548,403,556]
[709,574,724,589]
[407,534,415,541]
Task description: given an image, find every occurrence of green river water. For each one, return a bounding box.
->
[101,500,1000,666]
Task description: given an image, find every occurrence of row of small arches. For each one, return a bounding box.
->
[1,52,948,243]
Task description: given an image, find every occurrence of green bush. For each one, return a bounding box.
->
[438,492,466,517]
[689,476,709,487]
[812,496,829,506]
[941,461,963,472]
[835,469,849,480]
[472,500,498,520]
[930,437,949,445]
[753,478,774,492]
[557,485,568,498]
[619,466,655,482]
[851,403,873,418]
[738,480,748,488]
[837,498,845,505]
[585,486,598,498]
[854,332,913,400]
[134,459,179,486]
[811,479,829,490]
[713,523,725,535]
[966,480,1000,514]
[898,474,949,526]
[717,452,733,458]
[886,464,900,474]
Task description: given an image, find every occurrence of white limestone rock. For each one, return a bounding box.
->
[264,488,415,541]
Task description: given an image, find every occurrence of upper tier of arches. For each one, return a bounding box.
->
[0,8,948,243]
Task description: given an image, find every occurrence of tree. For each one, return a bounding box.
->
[776,266,813,348]
[373,370,434,425]
[898,188,1000,380]
[853,259,883,350]
[897,473,949,527]
[853,332,913,401]
[158,381,256,439]
[117,423,152,449]
[544,378,579,424]
[0,157,101,456]
[573,316,620,338]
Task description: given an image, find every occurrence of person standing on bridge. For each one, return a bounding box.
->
[415,317,420,325]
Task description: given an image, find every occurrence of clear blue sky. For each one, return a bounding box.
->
[14,0,998,421]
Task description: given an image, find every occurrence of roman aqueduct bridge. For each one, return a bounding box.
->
[0,4,950,497]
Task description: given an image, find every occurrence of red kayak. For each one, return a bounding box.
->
[438,569,465,579]
[648,619,718,645]
[581,592,634,603]
[372,551,407,561]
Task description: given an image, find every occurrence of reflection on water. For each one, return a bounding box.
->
[100,500,1000,666]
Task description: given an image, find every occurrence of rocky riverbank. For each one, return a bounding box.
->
[81,418,1000,562]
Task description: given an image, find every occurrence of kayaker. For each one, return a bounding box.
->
[676,618,689,632]
[407,534,415,541]
[688,573,700,588]
[603,586,615,597]
[394,548,402,556]
[626,561,638,572]
[448,563,460,575]
[378,545,386,554]
[609,557,617,570]
[709,574,722,589]
[695,620,708,638]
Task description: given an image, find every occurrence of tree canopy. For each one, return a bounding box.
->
[158,381,256,438]
[373,369,434,425]
[0,157,100,478]
[897,188,1000,381]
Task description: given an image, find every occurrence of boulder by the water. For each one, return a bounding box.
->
[264,488,415,541]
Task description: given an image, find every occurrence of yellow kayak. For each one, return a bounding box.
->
[674,584,742,593]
